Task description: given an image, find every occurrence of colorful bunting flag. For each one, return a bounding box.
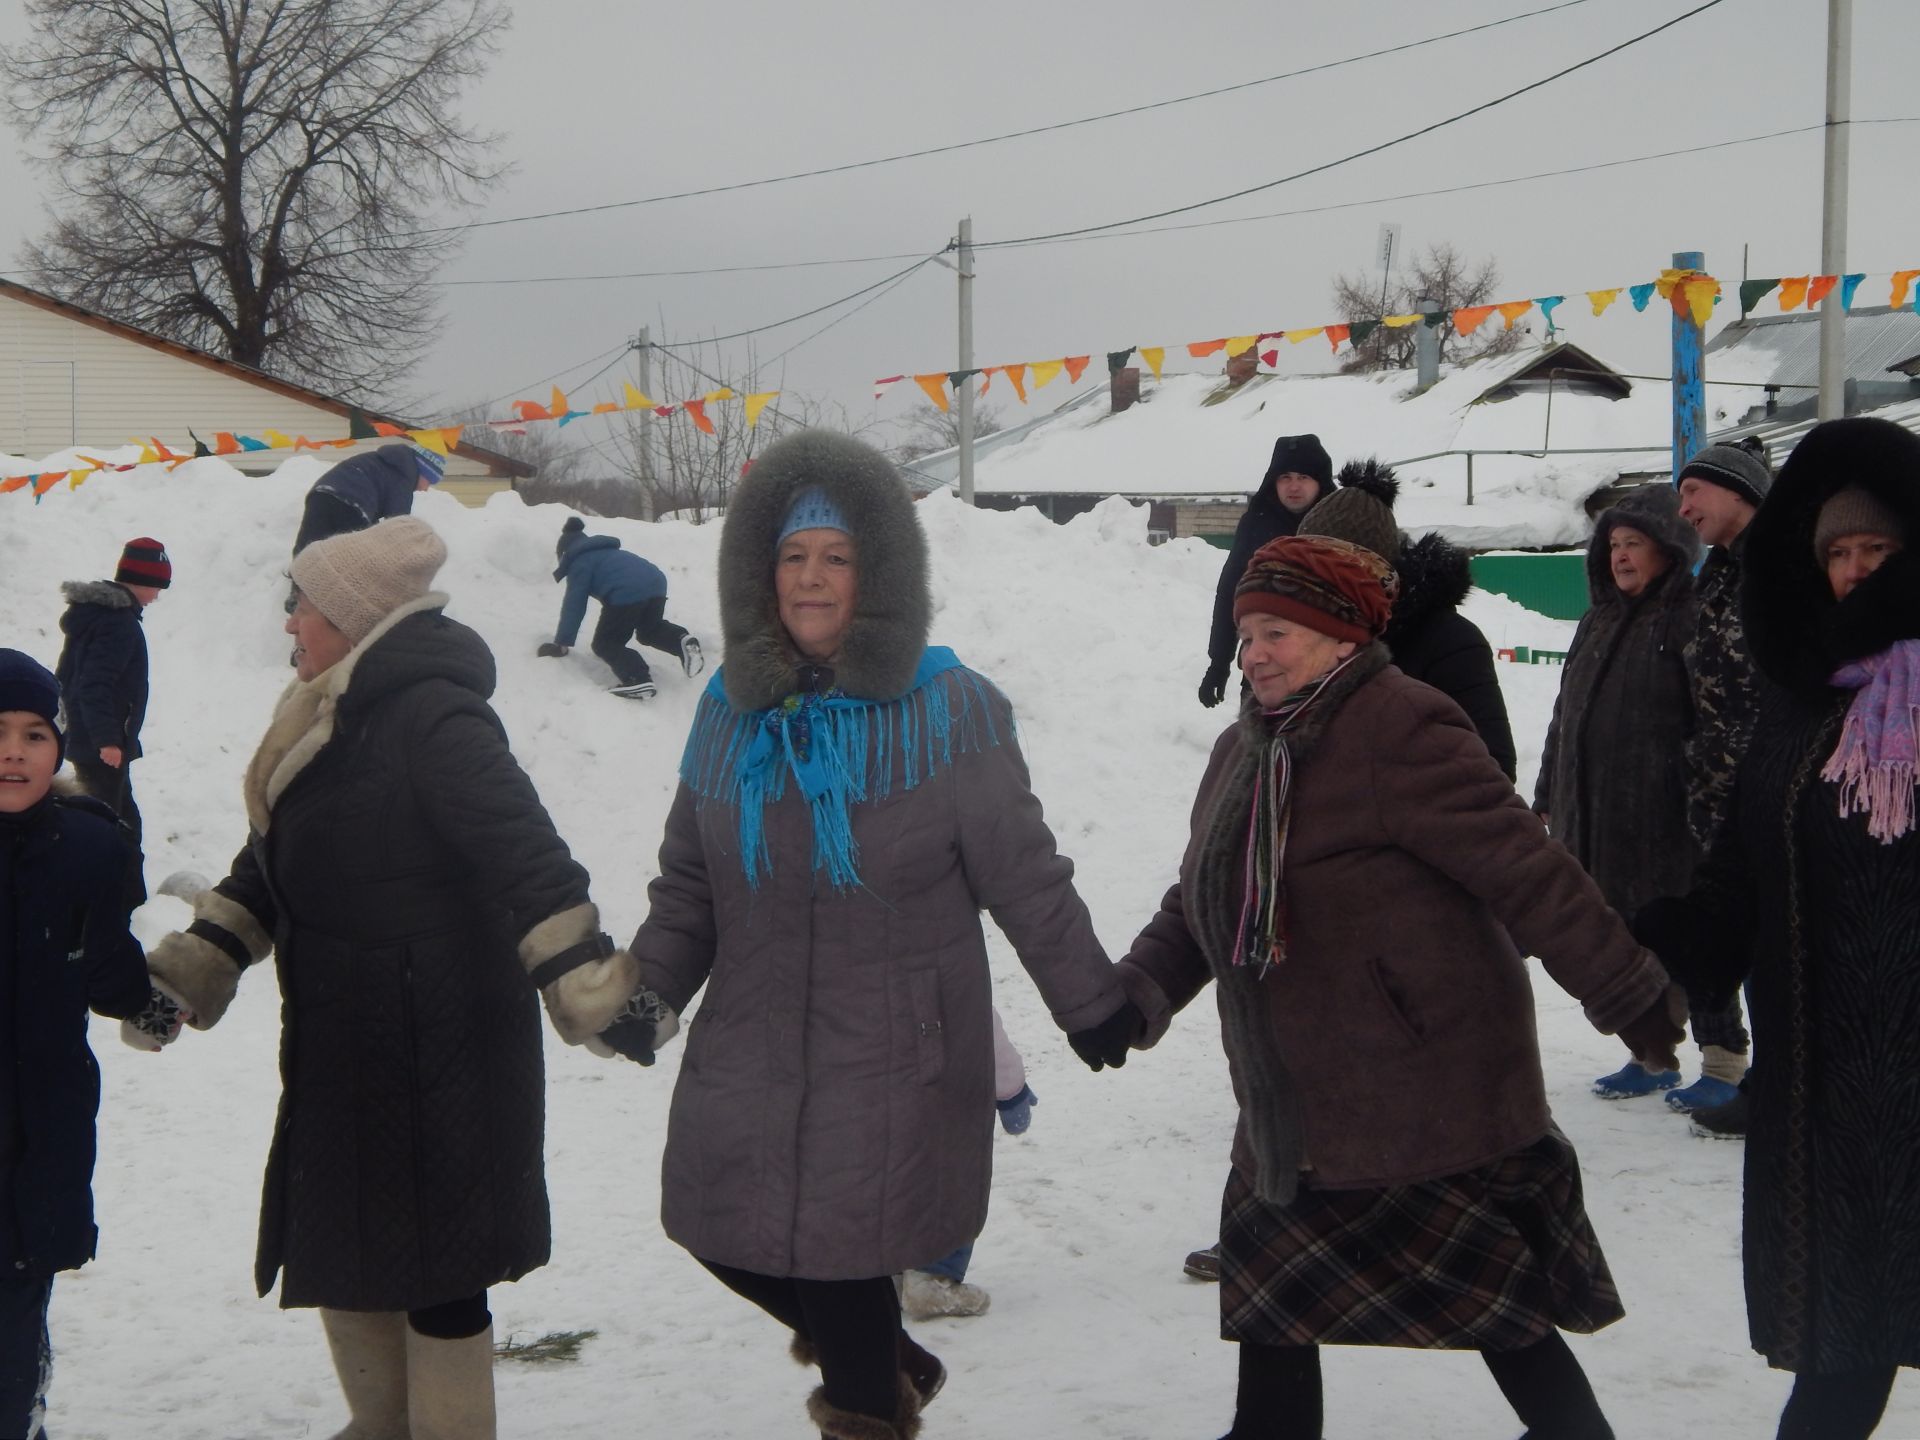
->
[1779,277,1810,311]
[1841,273,1865,309]
[1739,279,1779,315]
[1453,306,1494,336]
[913,374,950,412]
[1682,278,1719,327]
[1063,356,1091,383]
[1284,328,1322,345]
[1137,348,1164,380]
[873,376,903,402]
[1005,363,1030,401]
[1223,335,1259,356]
[1496,301,1533,330]
[1630,284,1655,312]
[745,393,776,428]
[1806,275,1839,307]
[1323,325,1349,352]
[1587,289,1621,316]
[1259,350,1278,369]
[1106,349,1135,374]
[683,399,715,436]
[1381,314,1420,329]
[1347,319,1379,347]
[1892,271,1920,309]
[1031,360,1064,391]
[1187,339,1226,359]
[1536,297,1564,329]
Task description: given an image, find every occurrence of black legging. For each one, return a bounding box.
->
[590,597,689,686]
[1228,1332,1612,1439]
[1777,1367,1898,1440]
[700,1259,902,1421]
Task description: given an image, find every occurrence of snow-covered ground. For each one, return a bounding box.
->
[2,457,1906,1439]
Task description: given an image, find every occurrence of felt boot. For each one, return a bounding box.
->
[320,1309,410,1440]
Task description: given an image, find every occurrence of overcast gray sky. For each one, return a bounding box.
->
[2,0,1914,458]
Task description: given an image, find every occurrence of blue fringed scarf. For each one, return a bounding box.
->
[679,645,1003,889]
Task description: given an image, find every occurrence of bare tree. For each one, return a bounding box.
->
[2,0,508,399]
[1331,242,1521,375]
[887,402,1006,465]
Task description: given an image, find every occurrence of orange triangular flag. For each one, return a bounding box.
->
[684,398,715,435]
[592,402,618,415]
[292,436,320,450]
[1807,275,1839,307]
[214,433,240,455]
[976,367,996,398]
[913,374,951,412]
[1137,347,1164,380]
[550,387,569,416]
[1187,339,1226,359]
[1323,326,1349,352]
[1890,270,1920,309]
[1454,305,1495,336]
[1587,289,1621,317]
[32,472,63,497]
[0,475,29,494]
[1004,364,1029,402]
[373,421,408,437]
[624,383,655,410]
[1062,355,1091,383]
[1031,360,1064,390]
[745,392,777,428]
[513,400,551,422]
[1496,301,1533,329]
[1778,277,1810,311]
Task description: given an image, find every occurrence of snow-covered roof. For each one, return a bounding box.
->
[1706,305,1920,390]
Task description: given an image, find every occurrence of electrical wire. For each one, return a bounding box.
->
[650,254,943,348]
[434,250,932,286]
[759,260,935,369]
[972,0,1729,249]
[465,340,634,412]
[410,0,1603,237]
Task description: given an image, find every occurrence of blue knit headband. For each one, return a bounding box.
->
[776,486,850,547]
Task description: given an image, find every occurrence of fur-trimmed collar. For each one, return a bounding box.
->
[717,429,930,712]
[242,593,448,833]
[60,579,137,610]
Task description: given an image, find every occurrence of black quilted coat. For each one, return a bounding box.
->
[1635,417,1920,1373]
[212,608,591,1310]
[1386,533,1518,782]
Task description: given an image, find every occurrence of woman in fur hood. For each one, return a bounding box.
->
[1119,533,1685,1440]
[618,429,1140,1440]
[137,516,652,1440]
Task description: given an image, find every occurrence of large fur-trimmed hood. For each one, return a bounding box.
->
[1385,532,1472,645]
[1585,483,1702,606]
[718,428,930,711]
[59,579,137,612]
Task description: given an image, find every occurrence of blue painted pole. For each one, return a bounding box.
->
[1671,249,1706,482]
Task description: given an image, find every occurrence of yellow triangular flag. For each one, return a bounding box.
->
[1224,335,1260,357]
[1031,359,1064,390]
[745,392,777,428]
[1587,289,1621,316]
[69,468,91,490]
[262,430,293,450]
[623,383,655,411]
[913,374,951,412]
[1284,328,1323,345]
[1382,313,1421,329]
[704,388,735,403]
[1686,277,1719,327]
[1138,347,1165,381]
[410,429,451,455]
[136,444,161,465]
[550,387,570,415]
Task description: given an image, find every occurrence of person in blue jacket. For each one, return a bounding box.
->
[0,649,179,1438]
[538,516,703,699]
[289,442,444,572]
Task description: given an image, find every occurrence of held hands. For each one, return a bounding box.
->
[1068,1000,1147,1072]
[1616,984,1689,1074]
[996,1084,1038,1135]
[1197,665,1229,709]
[120,985,190,1052]
[586,987,681,1066]
[98,746,124,768]
[536,643,570,658]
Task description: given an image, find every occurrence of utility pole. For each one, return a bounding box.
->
[635,325,655,521]
[1818,0,1852,420]
[956,217,975,506]
[1671,250,1706,482]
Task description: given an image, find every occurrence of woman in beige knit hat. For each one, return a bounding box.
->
[137,516,666,1440]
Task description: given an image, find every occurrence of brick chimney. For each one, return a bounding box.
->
[1225,348,1259,387]
[1110,366,1141,414]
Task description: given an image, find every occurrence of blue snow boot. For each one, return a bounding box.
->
[1665,1074,1741,1113]
[1591,1061,1681,1099]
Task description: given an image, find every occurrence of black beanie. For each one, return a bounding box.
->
[1262,433,1333,492]
[1678,438,1772,509]
[0,649,63,765]
[555,515,586,566]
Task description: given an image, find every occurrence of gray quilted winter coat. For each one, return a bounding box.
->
[630,430,1125,1280]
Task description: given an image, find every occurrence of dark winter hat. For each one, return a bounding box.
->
[1297,459,1401,563]
[1677,438,1772,509]
[1234,535,1399,645]
[0,650,63,764]
[556,514,586,564]
[409,441,448,486]
[1814,486,1907,557]
[115,537,172,589]
[1261,433,1334,491]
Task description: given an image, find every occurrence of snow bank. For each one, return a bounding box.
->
[0,459,1876,1438]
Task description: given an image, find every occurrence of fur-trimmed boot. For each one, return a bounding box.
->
[404,1323,497,1440]
[806,1376,922,1440]
[320,1309,410,1440]
[790,1331,946,1411]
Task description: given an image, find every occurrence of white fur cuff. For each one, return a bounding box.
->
[146,930,244,1030]
[541,950,642,1045]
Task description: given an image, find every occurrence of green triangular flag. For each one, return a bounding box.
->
[347,407,378,440]
[1348,319,1380,347]
[1738,279,1779,316]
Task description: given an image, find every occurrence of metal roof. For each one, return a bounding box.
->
[1705,305,1920,389]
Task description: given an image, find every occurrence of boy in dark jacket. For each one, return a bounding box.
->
[292,442,443,558]
[0,649,179,1437]
[54,539,170,902]
[537,516,703,699]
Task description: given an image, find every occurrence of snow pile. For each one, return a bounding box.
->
[0,458,1889,1439]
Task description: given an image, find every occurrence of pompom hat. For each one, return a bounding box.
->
[290,516,448,645]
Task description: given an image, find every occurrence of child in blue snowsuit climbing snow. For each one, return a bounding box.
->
[538,516,704,698]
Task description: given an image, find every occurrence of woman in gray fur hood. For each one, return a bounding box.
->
[619,429,1141,1440]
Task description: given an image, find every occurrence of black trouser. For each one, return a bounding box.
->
[700,1259,902,1421]
[1777,1367,1898,1440]
[288,492,369,610]
[0,1274,53,1440]
[1228,1332,1612,1439]
[590,597,687,686]
[70,758,145,907]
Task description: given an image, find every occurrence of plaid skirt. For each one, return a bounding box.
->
[1218,1124,1623,1351]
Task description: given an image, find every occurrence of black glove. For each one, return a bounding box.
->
[537,642,569,658]
[594,989,676,1066]
[1068,1000,1146,1072]
[1198,664,1229,709]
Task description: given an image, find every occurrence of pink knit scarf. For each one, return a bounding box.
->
[1821,639,1920,844]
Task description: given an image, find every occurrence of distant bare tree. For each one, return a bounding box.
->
[888,402,1006,465]
[2,0,508,399]
[1331,242,1521,375]
[455,408,592,508]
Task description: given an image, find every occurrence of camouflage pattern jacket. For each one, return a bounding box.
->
[1682,530,1759,850]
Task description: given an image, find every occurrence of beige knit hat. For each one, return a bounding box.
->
[1813,486,1905,558]
[291,516,448,644]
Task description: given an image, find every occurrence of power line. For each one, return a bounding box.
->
[974,0,1729,250]
[465,340,633,412]
[760,261,934,369]
[412,0,1602,238]
[435,250,932,286]
[650,255,944,348]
